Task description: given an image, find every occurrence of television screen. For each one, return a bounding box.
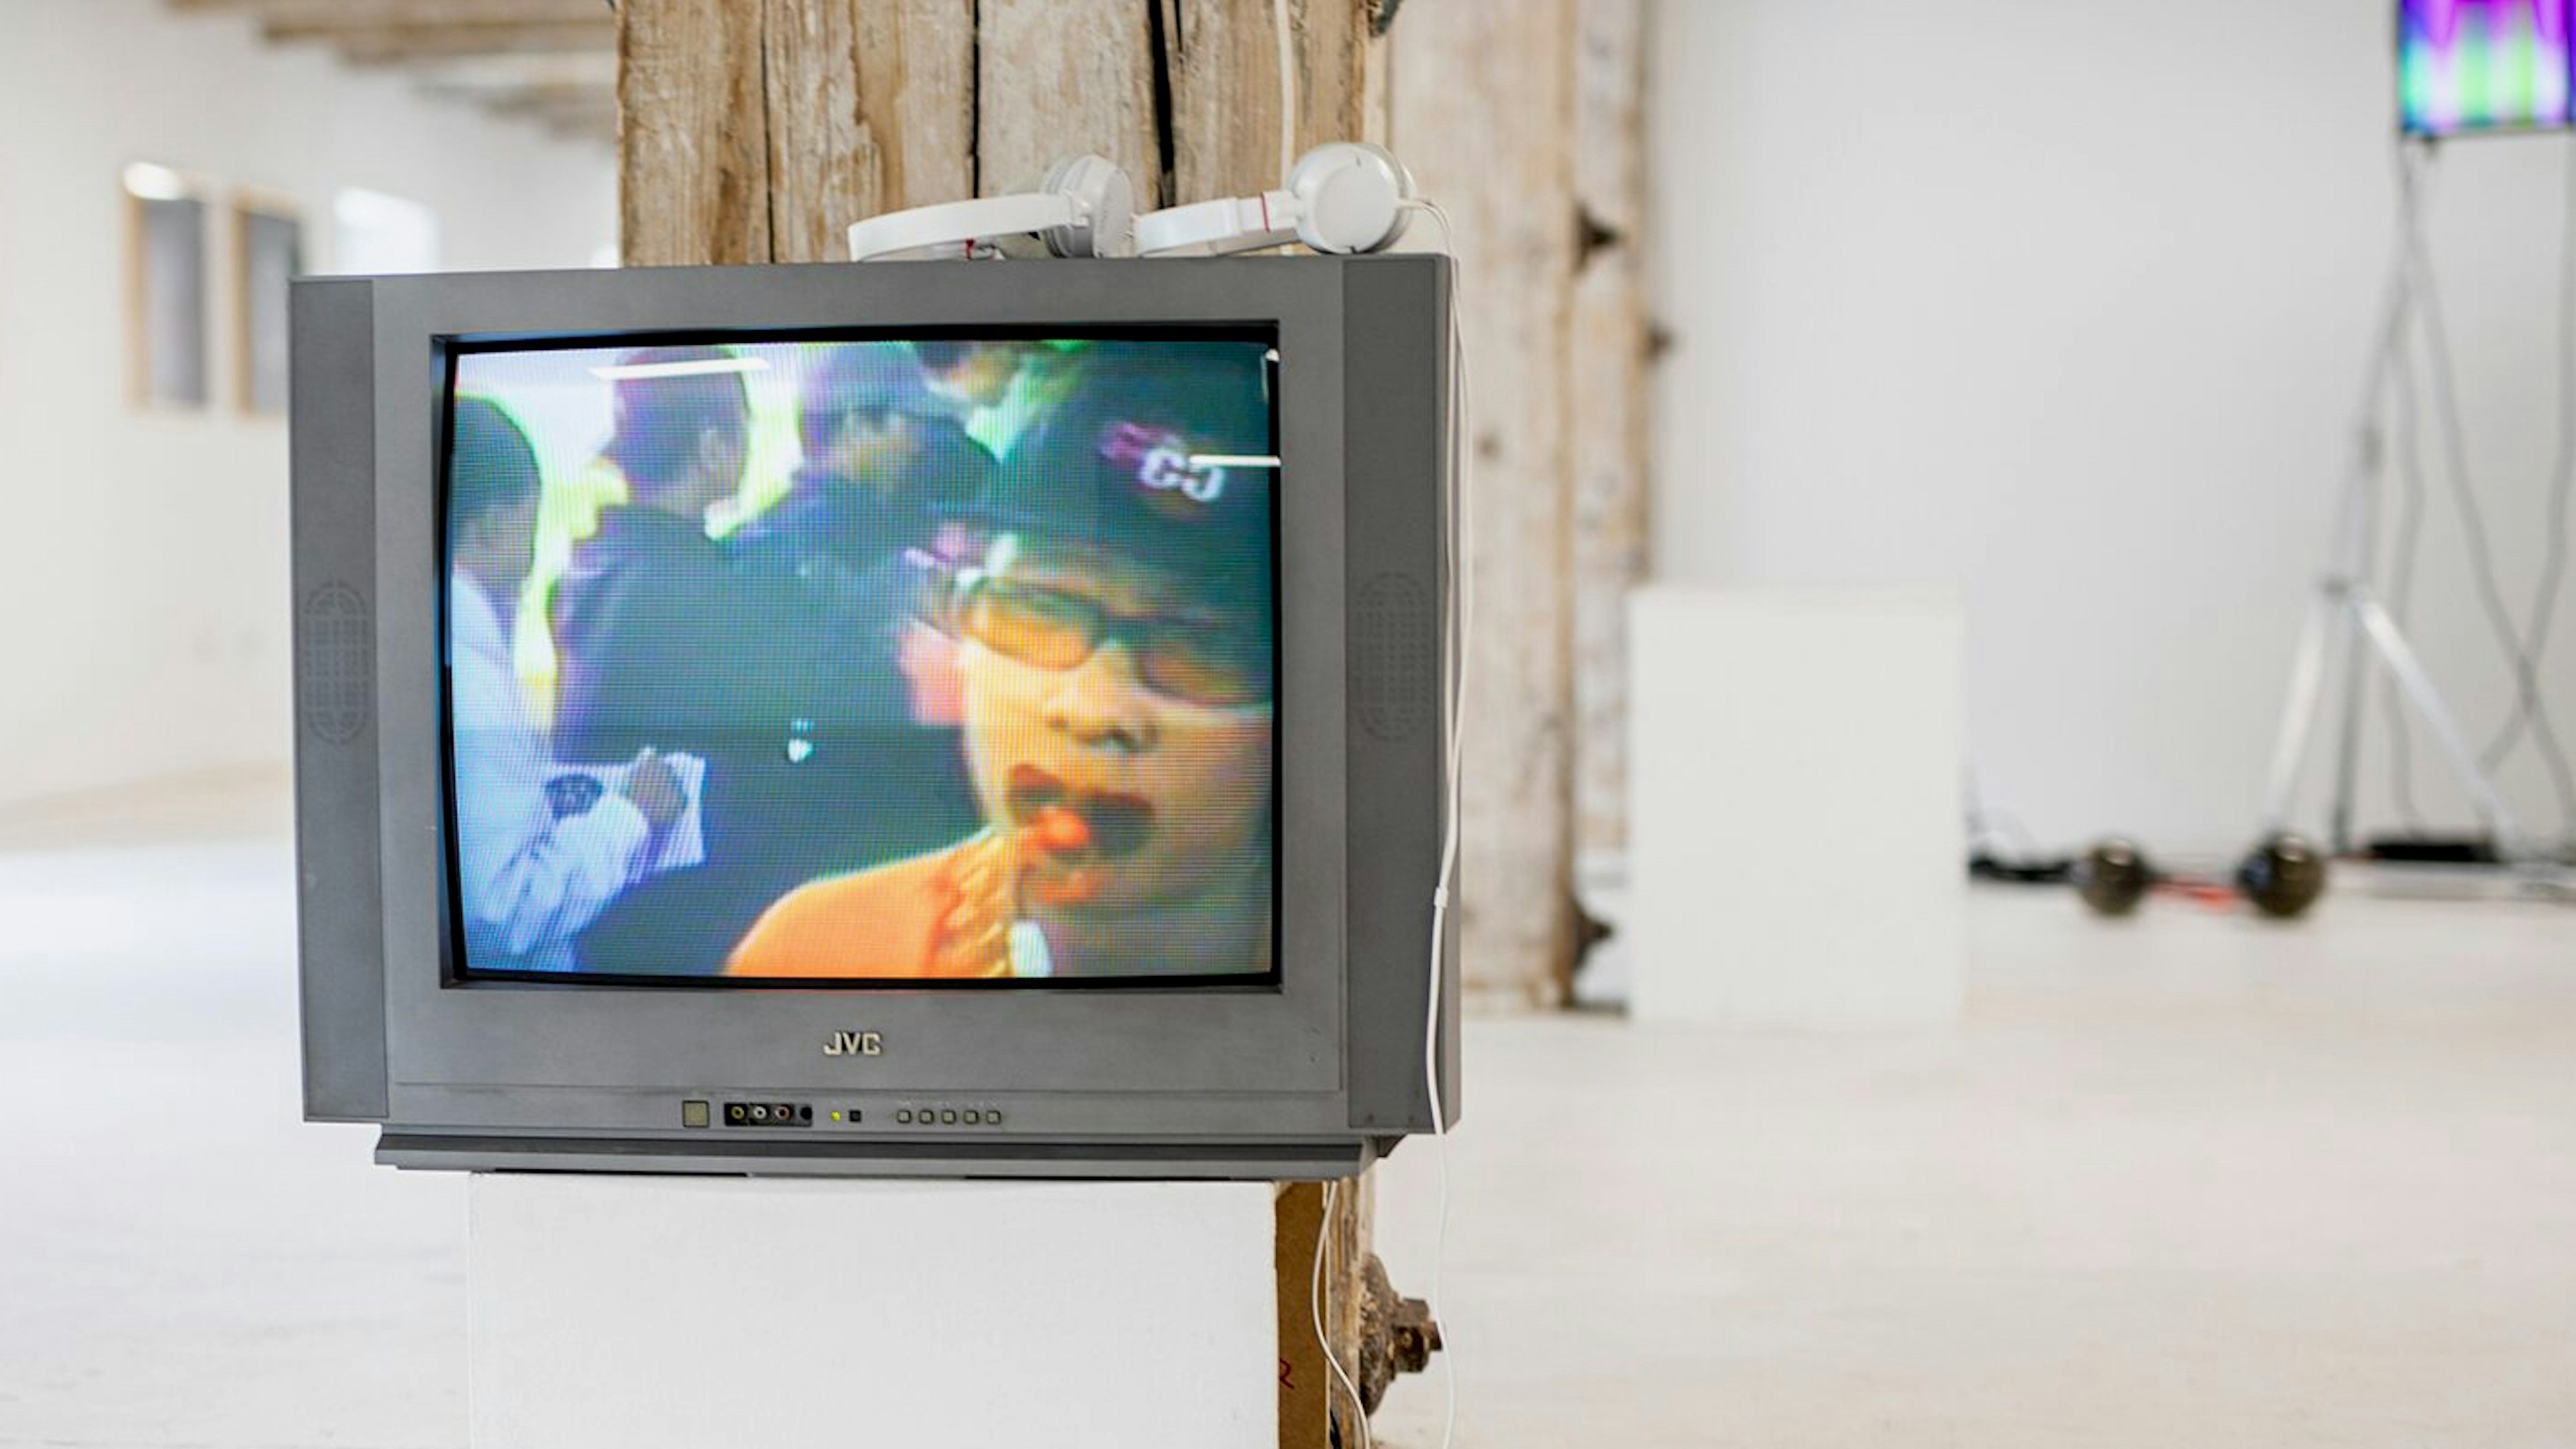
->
[441,335,1280,987]
[2402,0,2576,136]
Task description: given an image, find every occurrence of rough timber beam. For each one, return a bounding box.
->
[303,21,615,64]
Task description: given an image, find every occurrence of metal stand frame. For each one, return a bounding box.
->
[2257,151,2552,871]
[2257,502,2532,863]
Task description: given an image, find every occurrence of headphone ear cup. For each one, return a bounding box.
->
[1036,153,1137,258]
[1285,142,1414,254]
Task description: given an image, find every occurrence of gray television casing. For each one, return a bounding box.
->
[291,254,1456,1179]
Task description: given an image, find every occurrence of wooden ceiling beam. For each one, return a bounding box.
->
[159,0,615,144]
[170,0,608,23]
[480,83,616,110]
[306,21,614,64]
[398,50,617,94]
[494,92,617,145]
[490,89,616,121]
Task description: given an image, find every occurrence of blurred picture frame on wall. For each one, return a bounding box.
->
[234,193,303,417]
[124,162,210,411]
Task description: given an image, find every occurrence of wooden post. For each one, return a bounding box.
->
[1387,0,1585,1010]
[610,0,1656,1430]
[761,0,975,264]
[1275,1179,1367,1449]
[975,0,1163,205]
[1162,0,1379,200]
[614,0,1632,1010]
[614,5,1415,1445]
[1570,0,1652,873]
[616,0,771,266]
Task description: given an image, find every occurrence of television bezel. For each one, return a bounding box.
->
[291,255,1457,1179]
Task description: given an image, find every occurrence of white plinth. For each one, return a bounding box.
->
[468,1174,1277,1449]
[1629,586,1965,1028]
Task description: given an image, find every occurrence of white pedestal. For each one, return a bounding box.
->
[468,1174,1277,1449]
[1628,586,1965,1028]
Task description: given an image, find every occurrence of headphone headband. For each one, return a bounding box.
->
[1132,195,1295,257]
[847,154,1135,262]
[842,143,1414,262]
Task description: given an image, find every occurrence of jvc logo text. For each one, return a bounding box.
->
[824,1030,883,1057]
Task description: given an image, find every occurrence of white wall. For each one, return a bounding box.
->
[1652,0,2576,855]
[0,0,614,809]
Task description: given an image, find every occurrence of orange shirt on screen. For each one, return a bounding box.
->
[727,829,1017,979]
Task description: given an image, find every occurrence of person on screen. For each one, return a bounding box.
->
[551,343,760,765]
[726,348,1275,980]
[914,339,1078,460]
[728,343,995,869]
[550,344,792,970]
[738,342,996,564]
[446,396,692,971]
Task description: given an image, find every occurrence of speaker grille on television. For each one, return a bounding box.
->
[1354,572,1434,742]
[300,582,372,744]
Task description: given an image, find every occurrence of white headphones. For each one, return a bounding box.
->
[843,142,1415,262]
[1134,142,1416,257]
[847,153,1136,262]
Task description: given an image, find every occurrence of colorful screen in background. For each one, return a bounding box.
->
[440,336,1280,985]
[2402,0,2576,135]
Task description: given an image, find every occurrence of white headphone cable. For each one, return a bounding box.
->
[1273,0,1300,184]
[1313,1178,1373,1449]
[1406,193,1468,1449]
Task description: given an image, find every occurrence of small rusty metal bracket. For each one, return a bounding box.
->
[1356,1253,1441,1413]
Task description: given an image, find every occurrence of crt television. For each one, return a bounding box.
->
[292,255,1456,1178]
[2401,0,2575,136]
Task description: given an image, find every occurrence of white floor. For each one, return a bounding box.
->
[3,798,2572,1448]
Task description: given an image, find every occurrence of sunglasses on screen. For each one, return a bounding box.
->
[925,564,1273,708]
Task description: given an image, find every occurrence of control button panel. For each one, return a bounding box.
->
[890,1104,1004,1128]
[688,1101,1007,1129]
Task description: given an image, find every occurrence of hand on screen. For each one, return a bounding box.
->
[620,749,687,834]
[926,827,1020,976]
